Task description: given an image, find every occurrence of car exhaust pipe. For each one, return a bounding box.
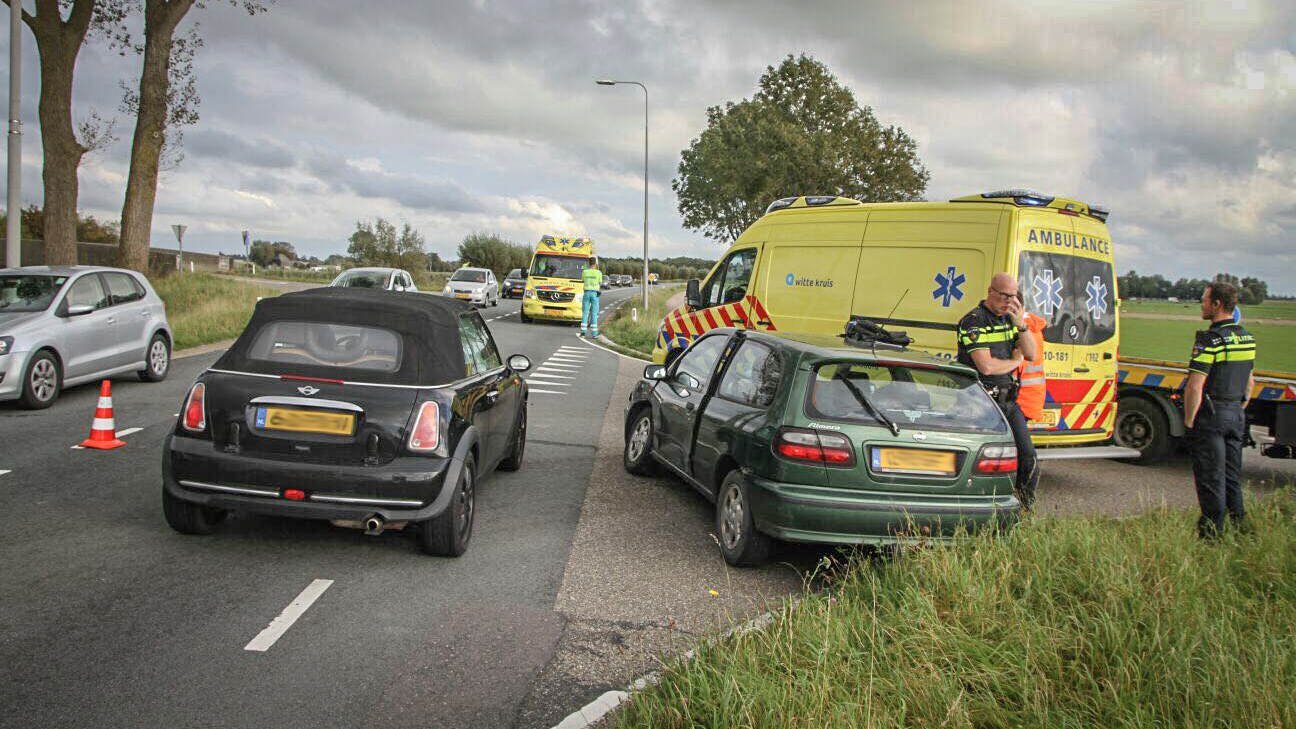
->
[363,515,385,536]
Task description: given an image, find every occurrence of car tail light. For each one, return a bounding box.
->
[408,401,440,452]
[182,383,206,432]
[774,427,856,467]
[975,444,1018,474]
[283,489,306,501]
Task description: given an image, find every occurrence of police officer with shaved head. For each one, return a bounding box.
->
[956,272,1039,507]
[1184,281,1256,539]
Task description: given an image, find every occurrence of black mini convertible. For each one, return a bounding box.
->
[162,287,530,556]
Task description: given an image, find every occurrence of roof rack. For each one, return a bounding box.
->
[841,317,912,351]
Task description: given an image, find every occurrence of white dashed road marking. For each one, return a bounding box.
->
[528,388,566,395]
[70,426,143,449]
[244,579,334,653]
[0,470,10,477]
[526,372,574,379]
[538,364,581,372]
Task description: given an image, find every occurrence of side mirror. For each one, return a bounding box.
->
[508,354,532,372]
[67,304,95,316]
[685,279,702,309]
[643,364,668,381]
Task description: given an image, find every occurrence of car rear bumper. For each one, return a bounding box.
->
[745,472,1020,545]
[164,434,458,522]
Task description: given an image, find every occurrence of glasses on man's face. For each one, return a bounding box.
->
[990,288,1018,299]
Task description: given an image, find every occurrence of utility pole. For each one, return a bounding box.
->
[596,79,649,310]
[5,0,22,268]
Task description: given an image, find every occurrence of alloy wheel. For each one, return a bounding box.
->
[627,415,651,461]
[457,471,475,544]
[150,340,169,376]
[721,485,744,550]
[30,359,57,403]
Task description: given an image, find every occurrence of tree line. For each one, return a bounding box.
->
[1119,271,1270,305]
[452,232,712,281]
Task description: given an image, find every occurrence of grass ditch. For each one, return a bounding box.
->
[602,287,680,357]
[151,272,281,350]
[1120,317,1295,372]
[616,492,1296,728]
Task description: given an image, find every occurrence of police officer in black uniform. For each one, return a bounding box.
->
[956,273,1039,507]
[1184,281,1256,538]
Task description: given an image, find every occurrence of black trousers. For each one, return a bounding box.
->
[1003,402,1038,505]
[1189,401,1247,537]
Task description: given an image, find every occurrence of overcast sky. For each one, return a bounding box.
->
[5,0,1295,291]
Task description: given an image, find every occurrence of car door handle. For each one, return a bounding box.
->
[485,391,499,403]
[685,402,695,413]
[1073,365,1091,373]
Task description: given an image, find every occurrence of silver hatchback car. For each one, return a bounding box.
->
[0,265,173,409]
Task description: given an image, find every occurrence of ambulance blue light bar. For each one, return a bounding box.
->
[765,197,798,214]
[981,189,1055,206]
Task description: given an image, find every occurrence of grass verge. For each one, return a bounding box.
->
[602,287,680,357]
[1120,317,1296,372]
[1123,299,1296,320]
[152,272,281,350]
[617,492,1296,728]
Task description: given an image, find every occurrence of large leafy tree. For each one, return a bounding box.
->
[3,0,127,264]
[116,0,269,272]
[673,54,929,244]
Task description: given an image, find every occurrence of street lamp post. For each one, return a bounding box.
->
[6,0,22,268]
[595,79,648,311]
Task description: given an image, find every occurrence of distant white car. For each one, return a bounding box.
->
[329,267,419,292]
[443,267,499,307]
[0,265,173,409]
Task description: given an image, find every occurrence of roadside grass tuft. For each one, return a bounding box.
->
[617,492,1296,728]
[151,273,281,350]
[603,287,680,356]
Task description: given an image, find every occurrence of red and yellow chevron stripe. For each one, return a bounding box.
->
[658,297,778,353]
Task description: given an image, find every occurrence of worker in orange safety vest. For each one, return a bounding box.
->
[1013,293,1047,499]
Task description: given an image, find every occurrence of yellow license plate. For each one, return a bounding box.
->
[257,407,355,435]
[1029,409,1060,429]
[455,293,471,299]
[874,447,957,475]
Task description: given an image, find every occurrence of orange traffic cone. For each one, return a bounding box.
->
[79,380,126,450]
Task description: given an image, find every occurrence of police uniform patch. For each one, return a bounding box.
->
[1191,343,1203,357]
[966,327,980,342]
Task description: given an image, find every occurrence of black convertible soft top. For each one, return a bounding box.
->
[213,287,473,385]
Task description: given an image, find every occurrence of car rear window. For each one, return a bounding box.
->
[807,362,1006,433]
[451,270,487,283]
[246,321,402,372]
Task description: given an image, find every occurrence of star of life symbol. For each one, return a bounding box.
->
[931,266,965,308]
[1085,276,1108,318]
[1032,270,1064,316]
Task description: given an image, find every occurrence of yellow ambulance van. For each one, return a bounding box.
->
[653,191,1120,449]
[520,235,596,324]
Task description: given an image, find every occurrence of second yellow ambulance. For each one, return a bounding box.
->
[520,235,595,324]
[653,190,1120,450]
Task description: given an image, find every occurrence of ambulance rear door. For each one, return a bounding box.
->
[852,207,1003,358]
[1014,210,1117,437]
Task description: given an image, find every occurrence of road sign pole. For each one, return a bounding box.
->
[172,224,187,273]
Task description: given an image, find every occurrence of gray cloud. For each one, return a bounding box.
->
[304,153,482,213]
[187,128,296,169]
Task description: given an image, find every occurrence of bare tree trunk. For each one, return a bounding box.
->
[9,0,95,265]
[116,0,194,273]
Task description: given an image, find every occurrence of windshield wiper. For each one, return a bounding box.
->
[834,371,900,436]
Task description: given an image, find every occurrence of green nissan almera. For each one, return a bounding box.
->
[623,327,1021,566]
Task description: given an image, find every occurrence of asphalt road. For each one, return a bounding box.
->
[0,286,643,729]
[3,283,1294,729]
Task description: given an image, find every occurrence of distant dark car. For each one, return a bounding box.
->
[162,288,531,557]
[502,268,527,298]
[624,328,1019,566]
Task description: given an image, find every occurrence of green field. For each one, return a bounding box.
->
[616,493,1296,729]
[1119,317,1296,373]
[1122,299,1296,321]
[602,287,680,356]
[152,273,281,350]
